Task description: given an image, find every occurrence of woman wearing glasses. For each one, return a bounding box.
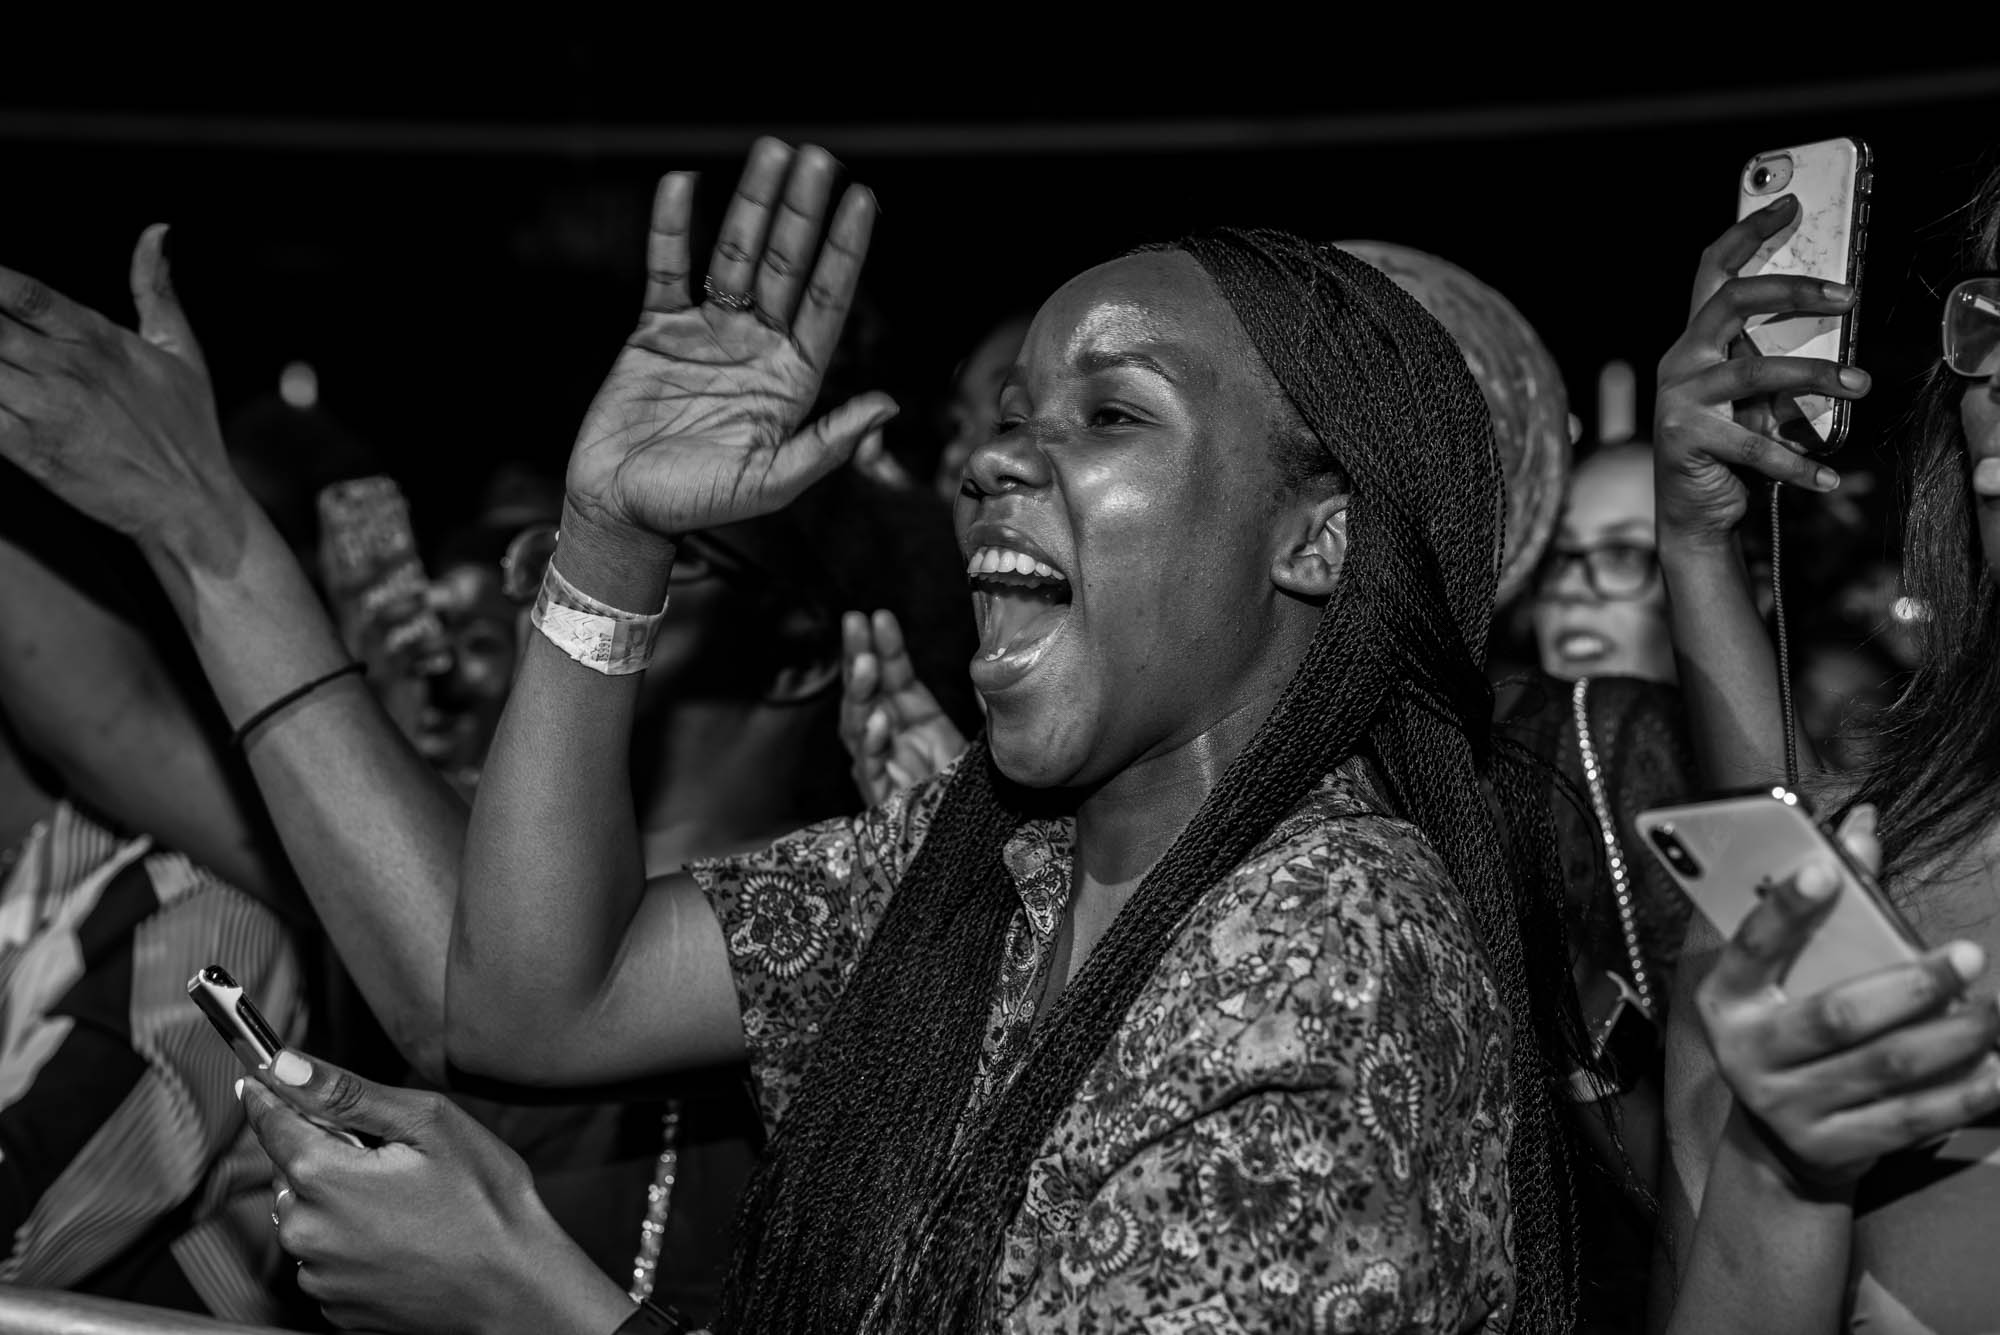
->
[1654,173,2000,1333]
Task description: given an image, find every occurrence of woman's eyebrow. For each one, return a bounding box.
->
[1073,347,1179,384]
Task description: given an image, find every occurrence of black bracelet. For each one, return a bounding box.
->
[613,1298,692,1335]
[229,662,367,751]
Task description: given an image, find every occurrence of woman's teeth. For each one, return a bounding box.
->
[966,546,1065,581]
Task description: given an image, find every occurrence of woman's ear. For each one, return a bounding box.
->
[1271,492,1350,598]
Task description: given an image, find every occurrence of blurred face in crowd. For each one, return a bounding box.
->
[935,317,1031,502]
[954,251,1337,790]
[1531,445,1676,684]
[414,562,522,772]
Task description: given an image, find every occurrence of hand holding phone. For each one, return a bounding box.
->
[1734,137,1871,453]
[1636,788,1918,997]
[1642,800,2000,1187]
[188,965,370,1148]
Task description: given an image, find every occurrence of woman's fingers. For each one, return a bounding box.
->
[793,184,877,368]
[1689,194,1800,317]
[1701,862,1843,1008]
[1800,1054,2000,1166]
[1678,354,1868,410]
[641,173,698,314]
[1836,804,1883,876]
[1657,416,1837,495]
[870,610,917,690]
[1760,944,1985,1066]
[0,263,93,339]
[754,146,840,328]
[128,224,209,376]
[705,138,794,305]
[1774,992,2000,1110]
[771,392,899,496]
[1684,273,1857,358]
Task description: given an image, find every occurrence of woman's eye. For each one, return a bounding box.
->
[992,417,1025,436]
[1089,406,1139,429]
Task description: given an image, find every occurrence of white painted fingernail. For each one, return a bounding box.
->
[270,1051,313,1087]
[234,1077,245,1101]
[1948,941,1986,983]
[1796,862,1837,901]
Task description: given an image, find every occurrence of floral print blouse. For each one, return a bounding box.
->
[691,755,1515,1333]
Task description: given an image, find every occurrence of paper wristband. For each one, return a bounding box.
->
[530,561,668,676]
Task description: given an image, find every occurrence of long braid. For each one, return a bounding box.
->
[720,229,1589,1333]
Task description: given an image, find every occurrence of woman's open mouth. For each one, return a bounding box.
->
[967,544,1072,691]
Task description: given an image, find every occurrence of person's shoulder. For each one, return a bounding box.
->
[1187,768,1499,1044]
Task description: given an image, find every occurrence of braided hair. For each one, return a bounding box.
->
[718,228,1592,1333]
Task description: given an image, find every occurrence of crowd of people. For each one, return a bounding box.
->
[0,129,1995,1335]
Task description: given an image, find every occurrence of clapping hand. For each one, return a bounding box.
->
[563,139,898,574]
[840,609,968,807]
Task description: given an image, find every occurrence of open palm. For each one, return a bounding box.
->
[567,139,897,542]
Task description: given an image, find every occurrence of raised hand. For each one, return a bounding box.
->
[840,609,968,807]
[0,226,244,569]
[1654,195,1870,548]
[565,139,898,559]
[1695,805,2000,1190]
[241,1049,630,1334]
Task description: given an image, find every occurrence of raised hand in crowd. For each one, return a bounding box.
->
[1650,195,1868,788]
[0,226,470,1080]
[555,138,897,609]
[839,608,968,807]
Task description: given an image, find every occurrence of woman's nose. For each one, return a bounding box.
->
[961,421,1054,498]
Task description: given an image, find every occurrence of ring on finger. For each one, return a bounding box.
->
[702,276,757,313]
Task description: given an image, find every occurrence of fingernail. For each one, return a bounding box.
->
[1815,467,1840,491]
[1764,194,1798,215]
[270,1051,313,1087]
[1949,941,1986,983]
[1824,282,1856,303]
[234,1077,245,1101]
[1796,862,1837,900]
[1838,366,1870,391]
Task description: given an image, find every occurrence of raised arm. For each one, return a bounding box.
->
[1653,196,1867,789]
[0,533,278,899]
[451,140,897,1084]
[0,226,466,1080]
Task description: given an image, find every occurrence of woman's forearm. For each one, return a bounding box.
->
[1660,533,1821,789]
[144,498,465,1080]
[1663,1105,1852,1335]
[448,516,675,1074]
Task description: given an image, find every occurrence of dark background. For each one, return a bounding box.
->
[5,45,1998,554]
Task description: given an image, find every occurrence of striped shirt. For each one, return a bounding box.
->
[0,802,304,1323]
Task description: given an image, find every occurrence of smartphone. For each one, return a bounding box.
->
[1734,136,1872,453]
[1634,788,1920,998]
[188,965,369,1148]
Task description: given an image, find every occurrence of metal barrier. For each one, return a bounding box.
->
[0,1288,289,1335]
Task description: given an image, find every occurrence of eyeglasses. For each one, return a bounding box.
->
[1535,542,1660,601]
[496,523,768,605]
[1943,275,2000,380]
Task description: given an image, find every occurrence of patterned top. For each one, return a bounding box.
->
[0,802,304,1323]
[692,754,1515,1333]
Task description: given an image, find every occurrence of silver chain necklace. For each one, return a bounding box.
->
[1571,677,1656,1020]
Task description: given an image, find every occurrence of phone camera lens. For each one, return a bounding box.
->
[1648,825,1703,879]
[1752,166,1773,190]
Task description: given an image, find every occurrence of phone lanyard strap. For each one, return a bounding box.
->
[1572,677,1658,1023]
